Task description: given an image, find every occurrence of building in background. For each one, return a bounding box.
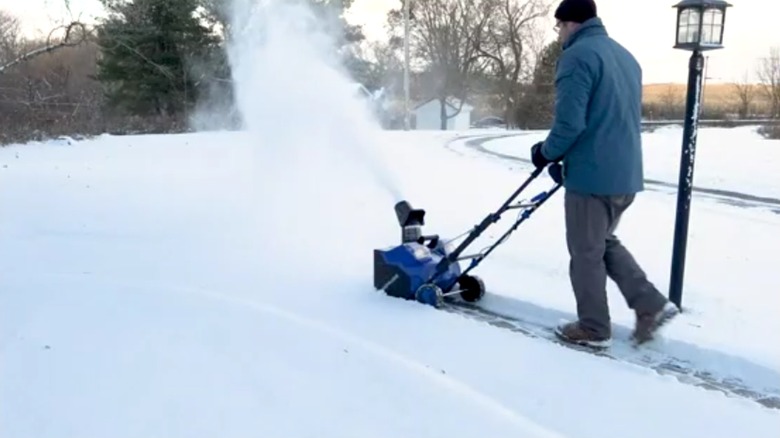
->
[413,98,473,130]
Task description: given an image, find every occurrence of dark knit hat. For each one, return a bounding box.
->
[554,0,597,24]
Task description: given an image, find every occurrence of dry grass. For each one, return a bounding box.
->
[643,82,772,117]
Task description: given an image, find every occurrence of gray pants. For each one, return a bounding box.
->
[564,190,667,338]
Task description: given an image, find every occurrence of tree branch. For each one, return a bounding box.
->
[0,21,88,75]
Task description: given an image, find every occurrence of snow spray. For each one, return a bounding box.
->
[223,0,405,275]
[224,0,404,203]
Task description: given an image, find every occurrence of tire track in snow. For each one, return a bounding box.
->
[25,272,566,438]
[447,132,780,215]
[444,297,780,410]
[171,285,568,438]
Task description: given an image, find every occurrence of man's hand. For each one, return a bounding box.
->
[530,142,550,169]
[548,162,563,185]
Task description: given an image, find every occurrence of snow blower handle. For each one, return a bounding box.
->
[373,163,565,305]
[430,165,548,279]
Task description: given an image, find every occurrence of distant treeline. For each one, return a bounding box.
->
[2,0,780,145]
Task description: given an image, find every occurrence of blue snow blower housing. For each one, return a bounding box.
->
[374,163,563,308]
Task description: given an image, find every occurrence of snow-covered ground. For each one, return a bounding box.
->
[482,125,780,201]
[2,0,779,436]
[1,124,779,438]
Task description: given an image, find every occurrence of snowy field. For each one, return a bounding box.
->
[1,124,779,438]
[2,0,780,436]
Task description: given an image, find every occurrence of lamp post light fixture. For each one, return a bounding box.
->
[668,0,731,310]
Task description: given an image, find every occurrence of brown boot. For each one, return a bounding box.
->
[633,302,679,345]
[554,321,612,349]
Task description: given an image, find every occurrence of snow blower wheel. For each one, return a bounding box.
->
[458,275,485,302]
[415,284,443,308]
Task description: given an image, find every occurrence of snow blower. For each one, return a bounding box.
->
[373,163,564,308]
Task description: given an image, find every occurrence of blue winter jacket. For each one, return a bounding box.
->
[541,17,644,195]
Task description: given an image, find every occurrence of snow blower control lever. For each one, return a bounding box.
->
[374,163,563,308]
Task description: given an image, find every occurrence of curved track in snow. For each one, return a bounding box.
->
[450,132,780,215]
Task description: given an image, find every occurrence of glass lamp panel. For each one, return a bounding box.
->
[701,8,724,45]
[677,7,702,44]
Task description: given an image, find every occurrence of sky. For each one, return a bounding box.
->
[1,0,778,84]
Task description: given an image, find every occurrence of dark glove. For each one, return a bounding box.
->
[530,142,550,169]
[548,162,563,184]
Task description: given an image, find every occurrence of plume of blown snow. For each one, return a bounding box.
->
[225,0,405,279]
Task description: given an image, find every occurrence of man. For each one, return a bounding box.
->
[530,0,678,348]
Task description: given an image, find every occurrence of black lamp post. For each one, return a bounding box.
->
[669,0,731,310]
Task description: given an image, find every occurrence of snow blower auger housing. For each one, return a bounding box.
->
[373,163,563,308]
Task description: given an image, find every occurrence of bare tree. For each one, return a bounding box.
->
[0,21,89,75]
[363,40,404,90]
[0,6,105,145]
[0,35,105,144]
[471,0,549,127]
[0,10,21,61]
[756,46,780,118]
[404,0,491,129]
[732,70,755,119]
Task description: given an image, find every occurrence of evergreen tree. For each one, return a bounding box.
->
[308,0,363,46]
[95,0,221,117]
[515,38,562,129]
[305,0,370,84]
